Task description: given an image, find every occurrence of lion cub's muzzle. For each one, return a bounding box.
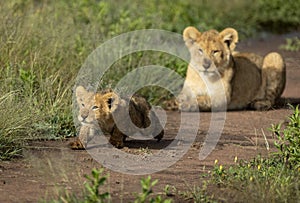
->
[78,109,95,124]
[203,58,212,70]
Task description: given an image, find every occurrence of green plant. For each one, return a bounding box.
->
[208,107,300,202]
[271,104,300,169]
[163,185,176,197]
[211,160,227,185]
[83,168,111,203]
[280,37,300,51]
[211,155,300,202]
[47,168,110,203]
[179,182,216,203]
[134,176,172,203]
[48,172,174,203]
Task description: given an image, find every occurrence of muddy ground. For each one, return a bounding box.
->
[0,32,299,203]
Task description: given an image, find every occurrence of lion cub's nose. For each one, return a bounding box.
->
[203,58,212,70]
[81,114,88,120]
[80,112,88,121]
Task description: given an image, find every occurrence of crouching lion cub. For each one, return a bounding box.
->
[178,26,286,111]
[70,86,164,149]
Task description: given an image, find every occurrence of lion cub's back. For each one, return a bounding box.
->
[128,95,152,128]
[229,54,263,109]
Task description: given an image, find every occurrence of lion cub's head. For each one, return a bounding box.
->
[183,26,238,75]
[75,86,120,126]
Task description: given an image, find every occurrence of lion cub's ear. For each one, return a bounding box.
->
[183,26,201,48]
[102,92,119,110]
[107,97,114,109]
[76,86,87,101]
[219,28,238,51]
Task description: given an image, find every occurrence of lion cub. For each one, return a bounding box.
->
[178,26,286,111]
[70,86,164,149]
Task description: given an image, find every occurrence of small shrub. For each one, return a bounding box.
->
[83,168,111,203]
[280,37,300,51]
[271,105,300,169]
[209,106,300,202]
[47,170,174,203]
[211,155,300,202]
[134,176,172,203]
[48,168,110,203]
[179,182,216,203]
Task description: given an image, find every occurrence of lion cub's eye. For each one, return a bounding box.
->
[198,49,203,55]
[81,103,85,107]
[91,106,99,110]
[212,50,220,56]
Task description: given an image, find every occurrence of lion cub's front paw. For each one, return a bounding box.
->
[178,100,199,112]
[197,95,211,111]
[154,130,164,142]
[69,139,85,150]
[109,138,124,149]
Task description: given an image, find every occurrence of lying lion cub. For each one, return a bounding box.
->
[70,86,164,149]
[178,26,286,111]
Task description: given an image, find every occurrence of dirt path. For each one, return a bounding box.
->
[0,32,299,203]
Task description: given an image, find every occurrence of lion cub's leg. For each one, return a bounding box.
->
[252,52,286,110]
[109,126,125,148]
[178,99,199,112]
[148,111,164,141]
[70,125,90,150]
[178,94,211,111]
[196,95,211,111]
[152,114,164,142]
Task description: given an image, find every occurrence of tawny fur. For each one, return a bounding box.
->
[178,26,286,111]
[70,86,164,149]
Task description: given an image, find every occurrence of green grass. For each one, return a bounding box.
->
[48,170,171,203]
[210,156,300,202]
[208,105,300,202]
[1,0,300,160]
[272,105,300,169]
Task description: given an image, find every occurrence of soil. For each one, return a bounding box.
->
[1,32,300,203]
